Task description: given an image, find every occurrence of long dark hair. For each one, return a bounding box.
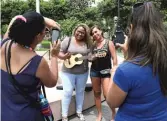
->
[127,2,167,96]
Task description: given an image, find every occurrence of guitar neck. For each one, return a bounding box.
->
[78,55,89,60]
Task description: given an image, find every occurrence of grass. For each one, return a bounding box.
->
[36,48,48,51]
[42,40,51,44]
[35,40,50,51]
[41,40,50,48]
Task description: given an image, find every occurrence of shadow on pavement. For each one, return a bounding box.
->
[69,101,113,121]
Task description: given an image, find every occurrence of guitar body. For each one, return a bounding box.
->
[64,54,83,68]
[64,52,106,68]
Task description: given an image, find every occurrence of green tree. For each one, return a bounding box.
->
[58,17,81,36]
[1,0,29,25]
[97,0,167,31]
[1,0,30,35]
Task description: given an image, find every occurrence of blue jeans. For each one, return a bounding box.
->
[60,71,88,117]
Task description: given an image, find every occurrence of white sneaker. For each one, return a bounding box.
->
[77,113,85,121]
[62,117,68,121]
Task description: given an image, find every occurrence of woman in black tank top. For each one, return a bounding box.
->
[90,25,118,121]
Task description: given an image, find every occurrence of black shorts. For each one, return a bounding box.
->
[90,69,111,78]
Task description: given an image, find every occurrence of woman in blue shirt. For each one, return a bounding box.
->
[107,2,167,121]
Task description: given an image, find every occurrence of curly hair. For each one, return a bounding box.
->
[72,23,93,48]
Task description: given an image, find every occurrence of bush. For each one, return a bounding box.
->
[36,48,48,51]
[1,24,8,35]
[35,40,50,51]
[41,40,50,49]
[164,22,167,32]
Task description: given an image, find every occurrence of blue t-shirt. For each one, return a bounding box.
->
[113,62,167,121]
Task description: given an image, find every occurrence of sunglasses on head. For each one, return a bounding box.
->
[132,2,152,11]
[131,2,152,22]
[132,2,144,14]
[133,2,144,9]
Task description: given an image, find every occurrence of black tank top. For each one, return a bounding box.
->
[91,40,112,71]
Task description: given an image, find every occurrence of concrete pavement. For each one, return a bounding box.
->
[36,51,124,121]
[69,101,114,121]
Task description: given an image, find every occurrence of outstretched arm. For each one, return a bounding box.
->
[109,41,118,68]
[44,17,61,31]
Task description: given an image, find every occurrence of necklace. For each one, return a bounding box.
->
[15,43,34,52]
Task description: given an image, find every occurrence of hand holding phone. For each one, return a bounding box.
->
[115,35,128,56]
[51,29,60,43]
[50,40,61,57]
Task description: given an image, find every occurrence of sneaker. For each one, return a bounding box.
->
[77,113,85,121]
[62,117,68,121]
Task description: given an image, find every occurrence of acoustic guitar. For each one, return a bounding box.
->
[64,52,106,68]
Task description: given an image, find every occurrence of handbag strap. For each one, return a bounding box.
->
[41,84,46,98]
[1,38,10,46]
[65,37,71,53]
[4,41,40,108]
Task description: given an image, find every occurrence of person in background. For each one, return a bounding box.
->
[58,23,92,121]
[90,25,118,121]
[107,2,167,121]
[1,11,60,121]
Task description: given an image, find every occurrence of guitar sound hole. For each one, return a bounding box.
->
[75,58,79,62]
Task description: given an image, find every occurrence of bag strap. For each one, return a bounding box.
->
[41,84,46,98]
[17,49,50,74]
[4,41,41,108]
[65,37,71,52]
[1,38,10,47]
[17,58,33,74]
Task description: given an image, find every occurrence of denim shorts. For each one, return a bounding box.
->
[90,69,111,78]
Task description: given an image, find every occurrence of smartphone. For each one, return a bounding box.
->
[115,31,125,44]
[51,29,60,43]
[113,26,125,45]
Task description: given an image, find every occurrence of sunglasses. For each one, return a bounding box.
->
[132,2,152,12]
[131,2,152,22]
[133,2,144,9]
[132,2,144,14]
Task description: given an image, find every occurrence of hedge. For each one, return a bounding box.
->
[41,40,50,49]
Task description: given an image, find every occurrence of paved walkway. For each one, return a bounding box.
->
[36,51,123,121]
[69,101,116,121]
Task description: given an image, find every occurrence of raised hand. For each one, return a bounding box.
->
[50,41,60,57]
[116,35,128,56]
[63,52,71,60]
[87,53,96,62]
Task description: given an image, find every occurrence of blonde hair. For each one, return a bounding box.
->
[72,23,93,48]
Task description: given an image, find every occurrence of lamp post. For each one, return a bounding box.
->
[117,0,120,25]
[36,0,40,13]
[36,0,42,49]
[113,0,124,44]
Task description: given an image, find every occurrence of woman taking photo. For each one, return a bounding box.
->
[1,11,60,121]
[107,2,167,121]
